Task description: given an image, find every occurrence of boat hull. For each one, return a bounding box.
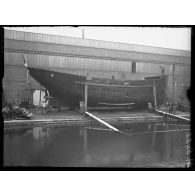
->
[28,67,167,108]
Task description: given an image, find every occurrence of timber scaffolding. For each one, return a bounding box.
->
[4,82,190,129]
[82,81,190,132]
[4,109,190,128]
[84,110,190,136]
[77,81,158,113]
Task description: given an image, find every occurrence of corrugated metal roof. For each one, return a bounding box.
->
[4,29,191,58]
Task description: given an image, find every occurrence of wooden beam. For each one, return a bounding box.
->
[39,85,42,107]
[26,69,29,107]
[98,102,135,106]
[172,64,175,101]
[85,111,119,132]
[153,85,157,109]
[76,81,156,88]
[84,83,88,112]
[154,109,190,123]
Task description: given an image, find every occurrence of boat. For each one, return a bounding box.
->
[28,67,168,108]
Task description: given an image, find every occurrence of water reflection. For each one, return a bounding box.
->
[32,126,49,140]
[147,123,152,131]
[79,127,88,152]
[4,122,190,167]
[4,127,29,140]
[153,123,189,167]
[32,126,49,149]
[83,129,88,154]
[162,125,172,162]
[84,128,92,164]
[152,124,157,148]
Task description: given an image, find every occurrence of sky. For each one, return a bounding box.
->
[5,26,191,51]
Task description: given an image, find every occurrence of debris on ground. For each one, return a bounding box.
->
[2,105,34,120]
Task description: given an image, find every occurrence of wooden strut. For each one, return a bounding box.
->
[39,85,42,107]
[84,83,88,112]
[98,102,135,106]
[83,81,128,135]
[82,81,152,112]
[85,111,130,136]
[85,111,119,132]
[26,68,29,106]
[76,81,156,88]
[154,109,190,123]
[153,85,157,109]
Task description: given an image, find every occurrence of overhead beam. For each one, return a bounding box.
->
[75,81,156,88]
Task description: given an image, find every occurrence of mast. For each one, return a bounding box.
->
[23,55,29,108]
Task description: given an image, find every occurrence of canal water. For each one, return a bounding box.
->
[4,122,190,167]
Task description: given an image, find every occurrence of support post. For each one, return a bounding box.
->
[172,64,175,102]
[154,109,190,123]
[153,85,157,109]
[26,69,29,108]
[39,85,42,107]
[84,83,88,112]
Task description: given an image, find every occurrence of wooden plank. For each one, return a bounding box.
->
[154,109,190,123]
[75,81,156,88]
[84,83,88,112]
[153,85,157,109]
[4,118,83,123]
[98,102,135,106]
[85,111,119,132]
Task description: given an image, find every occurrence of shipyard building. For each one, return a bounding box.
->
[3,29,191,107]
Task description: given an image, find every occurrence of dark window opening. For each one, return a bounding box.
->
[132,62,136,73]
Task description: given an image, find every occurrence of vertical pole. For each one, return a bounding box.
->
[39,85,42,107]
[2,81,6,106]
[26,69,29,108]
[84,83,88,112]
[153,85,157,109]
[172,64,175,102]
